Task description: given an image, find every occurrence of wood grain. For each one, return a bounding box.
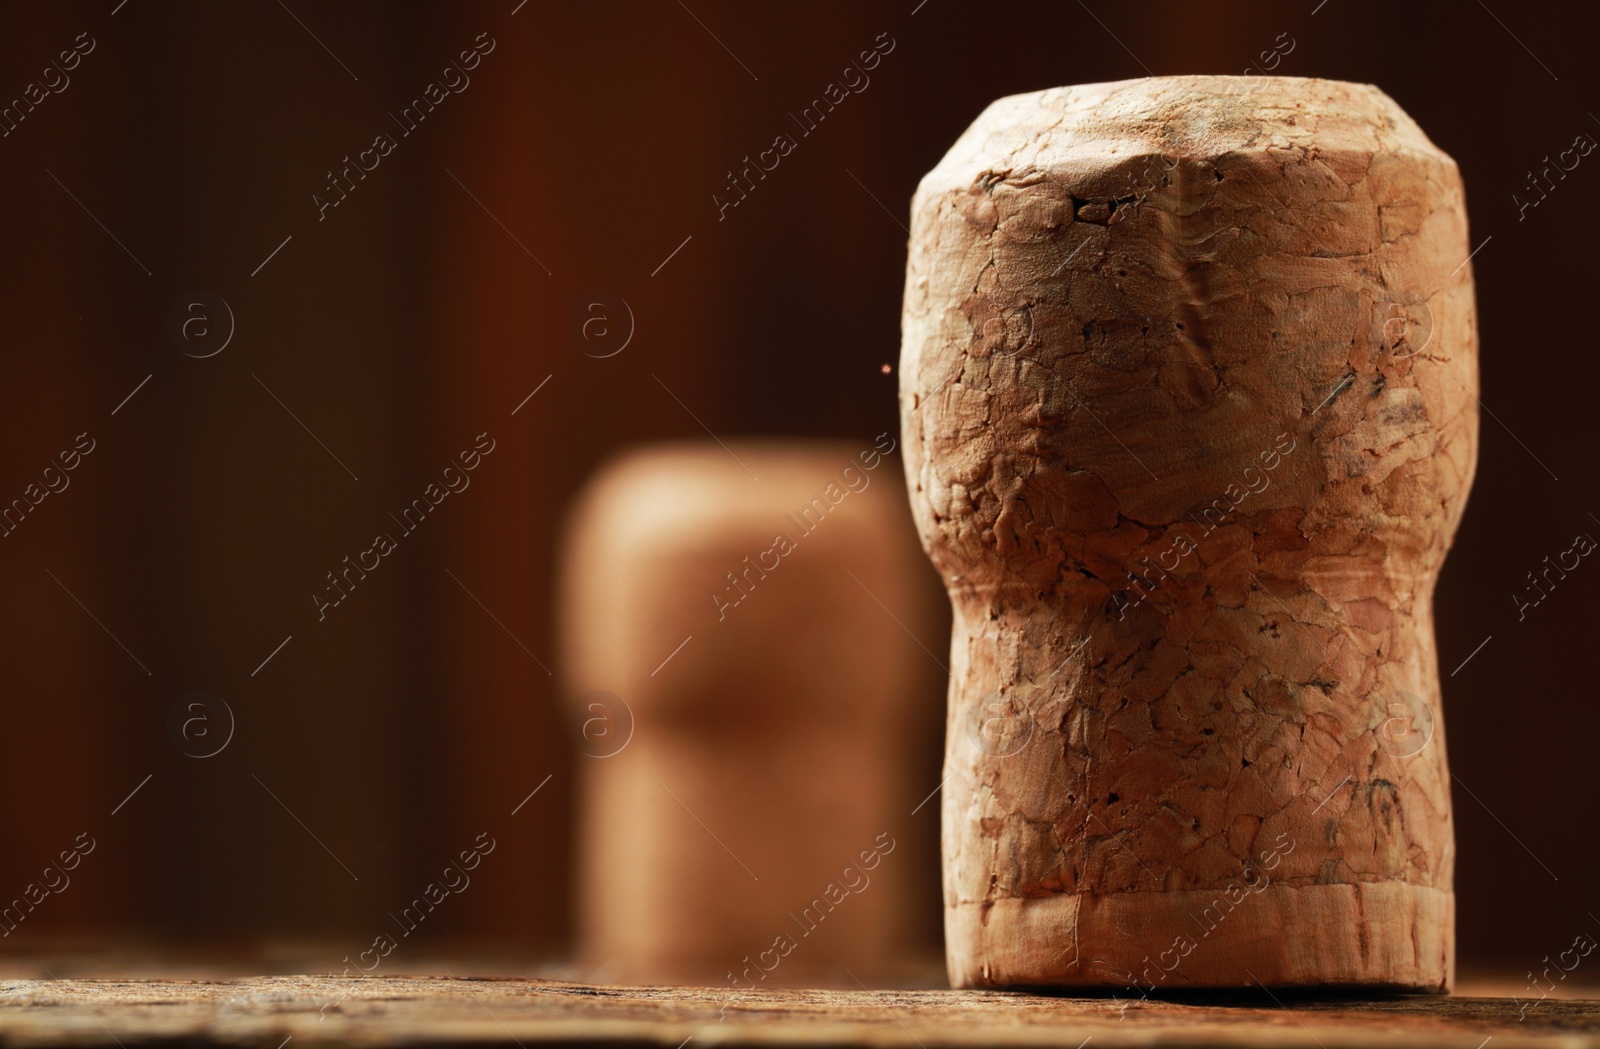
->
[0,977,1594,1047]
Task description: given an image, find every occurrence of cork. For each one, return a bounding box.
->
[560,440,932,985]
[898,77,1478,990]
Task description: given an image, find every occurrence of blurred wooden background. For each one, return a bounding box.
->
[0,0,1595,975]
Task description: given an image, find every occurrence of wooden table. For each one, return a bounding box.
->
[2,975,1597,1047]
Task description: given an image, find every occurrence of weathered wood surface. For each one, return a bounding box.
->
[0,978,1595,1047]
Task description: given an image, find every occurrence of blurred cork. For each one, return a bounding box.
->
[560,439,940,985]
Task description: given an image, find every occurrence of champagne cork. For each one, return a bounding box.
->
[899,77,1477,990]
[560,440,931,984]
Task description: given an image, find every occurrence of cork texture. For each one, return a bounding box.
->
[898,77,1478,989]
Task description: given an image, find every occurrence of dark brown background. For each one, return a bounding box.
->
[0,0,1593,977]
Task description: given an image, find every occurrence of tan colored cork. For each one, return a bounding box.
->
[560,440,931,985]
[898,76,1478,991]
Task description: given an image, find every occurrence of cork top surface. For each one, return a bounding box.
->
[898,73,1475,536]
[567,440,901,554]
[920,76,1451,201]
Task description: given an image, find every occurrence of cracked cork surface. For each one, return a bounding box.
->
[898,77,1478,991]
